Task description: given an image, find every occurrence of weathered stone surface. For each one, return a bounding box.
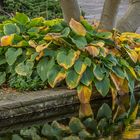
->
[0,89,78,119]
[0,86,139,120]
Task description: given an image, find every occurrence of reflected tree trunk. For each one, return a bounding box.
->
[60,0,80,23]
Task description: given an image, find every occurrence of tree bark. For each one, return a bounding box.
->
[0,0,3,9]
[116,0,140,32]
[99,0,121,31]
[60,0,81,23]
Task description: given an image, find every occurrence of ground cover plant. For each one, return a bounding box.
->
[0,12,140,103]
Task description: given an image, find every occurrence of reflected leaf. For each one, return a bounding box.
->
[79,103,93,118]
[69,117,85,134]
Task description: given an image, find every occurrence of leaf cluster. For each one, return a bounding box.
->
[0,13,139,101]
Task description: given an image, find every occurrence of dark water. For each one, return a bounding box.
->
[0,94,140,140]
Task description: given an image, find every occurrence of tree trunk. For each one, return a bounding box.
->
[0,0,3,8]
[99,0,121,31]
[116,0,140,32]
[60,0,81,23]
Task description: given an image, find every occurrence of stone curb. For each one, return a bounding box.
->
[0,87,139,120]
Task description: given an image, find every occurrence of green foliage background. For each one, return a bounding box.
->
[0,0,62,22]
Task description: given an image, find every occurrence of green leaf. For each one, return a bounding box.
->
[12,134,23,140]
[27,27,40,34]
[83,118,98,135]
[61,27,70,37]
[0,56,6,65]
[69,117,85,134]
[14,12,30,25]
[51,121,71,136]
[95,76,110,96]
[63,136,80,140]
[37,58,49,82]
[57,50,79,70]
[5,48,22,65]
[15,61,34,76]
[81,67,94,86]
[4,23,20,35]
[125,69,135,94]
[20,127,40,140]
[84,57,91,67]
[98,118,108,131]
[47,65,66,88]
[79,129,93,139]
[41,123,56,139]
[112,66,125,79]
[66,69,81,89]
[96,32,112,39]
[128,93,136,116]
[74,59,87,75]
[93,64,105,81]
[106,54,118,66]
[0,72,6,85]
[28,17,44,27]
[71,35,87,49]
[97,103,112,120]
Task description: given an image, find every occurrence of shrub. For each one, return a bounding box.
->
[0,13,140,103]
[0,0,62,22]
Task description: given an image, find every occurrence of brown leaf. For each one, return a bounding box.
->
[77,85,92,103]
[111,87,117,110]
[110,72,124,91]
[69,18,86,36]
[85,46,99,57]
[79,104,93,118]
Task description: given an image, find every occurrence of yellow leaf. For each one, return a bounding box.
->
[90,41,105,48]
[108,48,120,56]
[77,85,92,104]
[36,42,51,53]
[0,35,13,46]
[121,32,140,38]
[138,52,140,62]
[36,51,44,61]
[111,87,117,110]
[119,79,129,95]
[119,32,140,43]
[126,49,138,63]
[110,72,129,95]
[135,47,140,52]
[85,46,99,57]
[29,40,37,48]
[113,105,126,122]
[50,71,66,88]
[79,104,93,119]
[69,18,86,36]
[110,72,123,90]
[123,131,140,140]
[128,67,137,79]
[130,105,139,122]
[44,33,61,41]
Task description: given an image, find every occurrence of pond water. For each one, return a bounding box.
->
[0,94,140,140]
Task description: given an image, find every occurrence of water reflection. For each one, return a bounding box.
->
[0,95,139,140]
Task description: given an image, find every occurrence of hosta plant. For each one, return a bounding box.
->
[0,12,140,103]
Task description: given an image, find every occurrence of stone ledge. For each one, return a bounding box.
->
[0,87,139,120]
